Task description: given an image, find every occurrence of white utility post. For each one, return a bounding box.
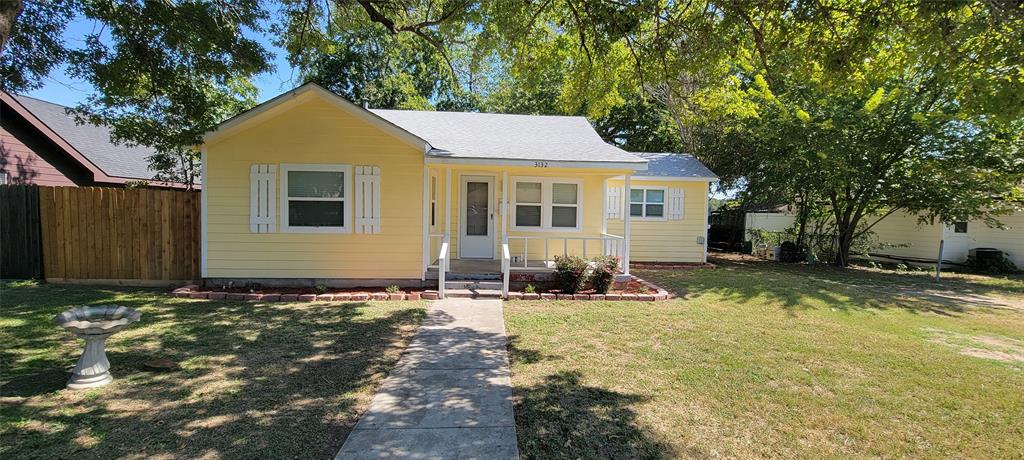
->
[445,168,452,272]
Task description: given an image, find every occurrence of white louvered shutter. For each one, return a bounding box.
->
[250,164,276,233]
[668,187,685,220]
[354,166,381,234]
[606,186,622,219]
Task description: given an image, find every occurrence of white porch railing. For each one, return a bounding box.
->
[437,235,450,299]
[504,233,625,269]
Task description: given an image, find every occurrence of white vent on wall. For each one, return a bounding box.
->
[250,164,276,233]
[354,165,381,234]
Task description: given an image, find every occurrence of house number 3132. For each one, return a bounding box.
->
[533,161,549,168]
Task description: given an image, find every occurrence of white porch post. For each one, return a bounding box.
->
[623,174,631,275]
[501,171,508,238]
[445,168,453,272]
[421,166,429,280]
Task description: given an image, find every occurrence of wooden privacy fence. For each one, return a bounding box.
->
[1,185,44,279]
[33,186,201,284]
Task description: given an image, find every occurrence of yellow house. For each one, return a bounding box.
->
[201,84,717,297]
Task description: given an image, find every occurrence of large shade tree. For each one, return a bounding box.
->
[2,1,1021,265]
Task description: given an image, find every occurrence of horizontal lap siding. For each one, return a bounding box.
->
[205,97,424,279]
[607,179,710,263]
[869,212,943,260]
[967,212,1024,267]
[1,127,80,186]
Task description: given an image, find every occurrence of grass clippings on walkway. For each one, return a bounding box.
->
[505,257,1024,459]
[0,281,425,459]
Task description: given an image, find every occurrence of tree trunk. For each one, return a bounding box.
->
[834,224,855,267]
[0,0,24,53]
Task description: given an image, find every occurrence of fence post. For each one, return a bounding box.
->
[935,239,945,281]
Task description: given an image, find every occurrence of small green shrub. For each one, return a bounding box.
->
[385,284,401,293]
[553,255,588,294]
[965,254,1019,275]
[524,283,536,294]
[313,283,328,295]
[589,255,620,293]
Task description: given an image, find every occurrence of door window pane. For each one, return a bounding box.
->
[646,204,664,217]
[289,201,344,227]
[466,182,489,236]
[516,182,542,203]
[288,171,344,198]
[516,205,541,227]
[552,183,578,204]
[552,207,577,227]
[646,189,664,203]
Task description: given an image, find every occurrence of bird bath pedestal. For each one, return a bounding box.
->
[54,306,141,390]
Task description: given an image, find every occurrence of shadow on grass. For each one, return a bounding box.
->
[639,256,1022,316]
[1,281,424,459]
[507,338,684,459]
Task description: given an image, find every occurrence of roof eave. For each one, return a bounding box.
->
[425,155,648,171]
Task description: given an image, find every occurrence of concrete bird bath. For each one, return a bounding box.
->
[54,305,141,390]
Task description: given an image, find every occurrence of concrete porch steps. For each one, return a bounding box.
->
[444,288,504,299]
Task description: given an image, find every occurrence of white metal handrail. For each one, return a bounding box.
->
[501,239,511,298]
[437,235,450,299]
[505,234,625,269]
[426,233,447,268]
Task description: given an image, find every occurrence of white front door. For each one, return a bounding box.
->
[460,175,495,259]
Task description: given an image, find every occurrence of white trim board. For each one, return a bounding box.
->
[613,175,719,182]
[200,146,208,278]
[426,156,647,171]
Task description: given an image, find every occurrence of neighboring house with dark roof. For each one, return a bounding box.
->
[200,83,717,295]
[0,91,184,187]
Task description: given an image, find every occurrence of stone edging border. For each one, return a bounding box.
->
[505,275,671,301]
[171,286,436,301]
[170,276,672,302]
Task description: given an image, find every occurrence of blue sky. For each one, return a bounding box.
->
[25,16,296,107]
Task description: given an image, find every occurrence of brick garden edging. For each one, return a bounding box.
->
[505,275,671,301]
[170,276,672,302]
[171,285,437,301]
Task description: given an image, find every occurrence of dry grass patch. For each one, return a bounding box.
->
[0,281,424,459]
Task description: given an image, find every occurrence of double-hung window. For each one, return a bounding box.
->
[281,164,352,232]
[512,178,582,230]
[630,187,666,219]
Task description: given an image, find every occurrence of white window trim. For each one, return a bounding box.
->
[280,163,353,233]
[630,186,669,221]
[510,176,584,232]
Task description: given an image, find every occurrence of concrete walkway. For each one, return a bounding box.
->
[336,299,519,459]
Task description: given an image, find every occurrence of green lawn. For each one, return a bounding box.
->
[506,257,1024,459]
[0,282,425,459]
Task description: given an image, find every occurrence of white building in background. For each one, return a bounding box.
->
[744,210,1024,267]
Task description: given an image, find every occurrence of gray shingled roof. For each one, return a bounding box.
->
[13,95,158,181]
[370,109,647,166]
[631,152,717,179]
